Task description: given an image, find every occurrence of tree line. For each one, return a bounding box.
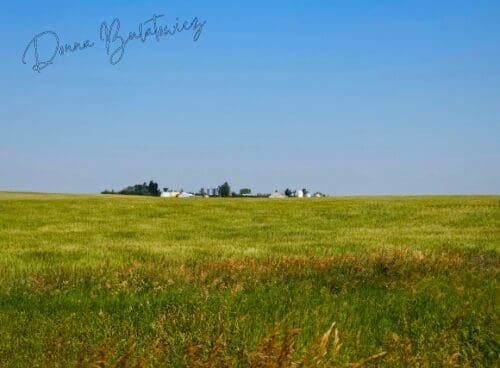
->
[102,181,160,197]
[101,181,237,197]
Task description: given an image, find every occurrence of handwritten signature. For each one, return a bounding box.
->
[22,14,206,73]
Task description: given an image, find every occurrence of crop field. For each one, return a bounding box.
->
[0,193,498,367]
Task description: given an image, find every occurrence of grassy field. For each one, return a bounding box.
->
[0,193,498,367]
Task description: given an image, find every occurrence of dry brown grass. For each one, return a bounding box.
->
[66,322,388,368]
[11,248,498,296]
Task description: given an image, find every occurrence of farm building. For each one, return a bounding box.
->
[160,191,180,198]
[269,192,287,199]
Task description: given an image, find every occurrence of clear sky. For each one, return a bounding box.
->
[1,0,499,195]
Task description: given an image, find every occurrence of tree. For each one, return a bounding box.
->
[239,188,251,195]
[218,182,231,197]
[284,188,292,197]
[302,188,308,196]
[199,188,206,196]
[148,181,160,196]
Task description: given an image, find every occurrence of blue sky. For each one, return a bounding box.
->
[0,0,499,195]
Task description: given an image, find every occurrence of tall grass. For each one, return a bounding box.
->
[0,193,498,366]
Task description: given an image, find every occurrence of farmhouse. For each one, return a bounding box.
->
[160,191,180,198]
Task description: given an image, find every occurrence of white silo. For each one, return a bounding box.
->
[297,190,304,198]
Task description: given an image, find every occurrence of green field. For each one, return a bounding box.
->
[0,193,498,367]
